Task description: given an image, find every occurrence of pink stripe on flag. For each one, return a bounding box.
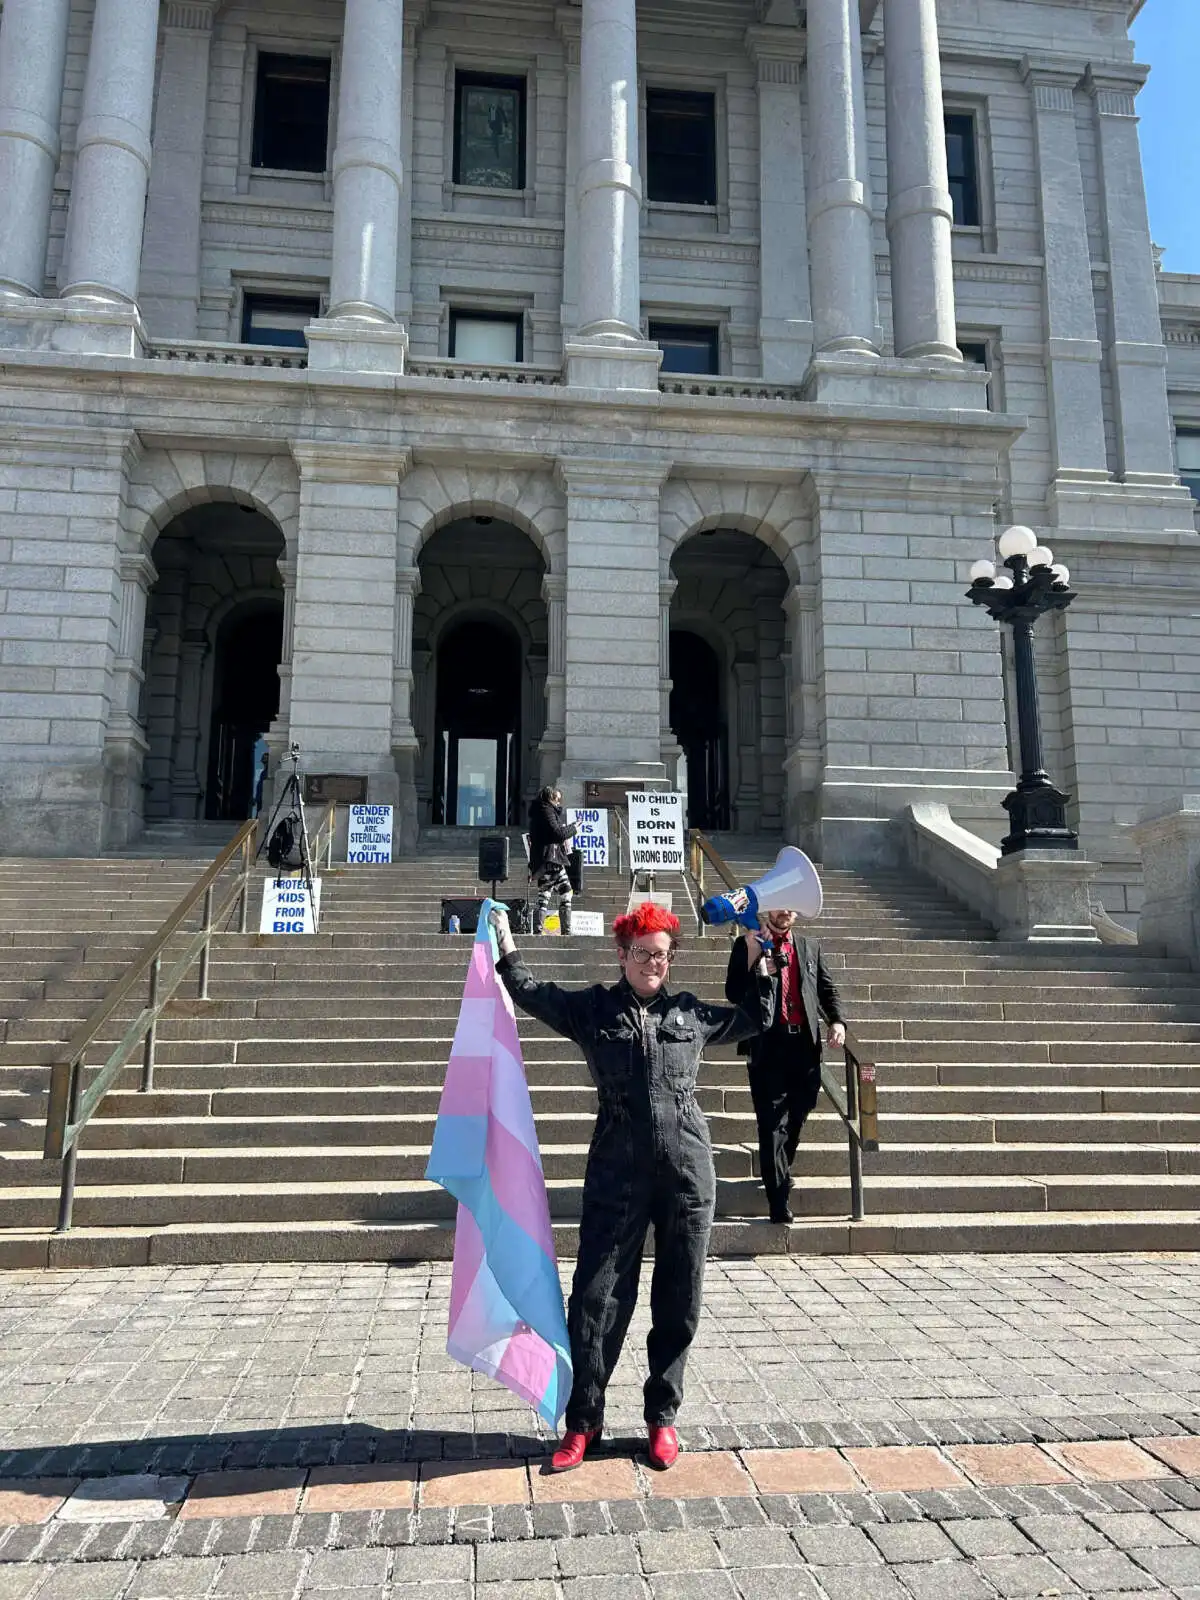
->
[485,1114,556,1259]
[448,1201,484,1328]
[437,1056,492,1116]
[496,1326,559,1407]
[463,943,494,999]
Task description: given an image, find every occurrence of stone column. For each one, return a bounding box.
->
[782,584,820,842]
[882,0,958,361]
[658,577,684,789]
[556,7,582,341]
[62,0,160,307]
[805,0,878,360]
[288,444,412,805]
[308,0,409,373]
[1085,67,1181,489]
[0,0,72,300]
[391,562,421,850]
[103,549,157,848]
[539,573,567,784]
[555,458,669,795]
[171,631,208,818]
[565,0,660,388]
[1022,59,1110,491]
[746,27,812,379]
[139,1,215,338]
[731,657,761,832]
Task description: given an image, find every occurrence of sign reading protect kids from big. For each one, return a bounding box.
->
[626,791,685,872]
[260,877,322,935]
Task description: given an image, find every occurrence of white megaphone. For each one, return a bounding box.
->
[700,847,823,931]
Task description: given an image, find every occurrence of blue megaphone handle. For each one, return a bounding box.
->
[700,884,761,931]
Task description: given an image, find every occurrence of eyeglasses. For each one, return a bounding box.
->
[627,945,675,967]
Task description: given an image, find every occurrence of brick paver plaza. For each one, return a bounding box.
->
[0,1253,1198,1596]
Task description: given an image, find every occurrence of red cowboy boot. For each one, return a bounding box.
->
[549,1428,599,1473]
[647,1425,679,1471]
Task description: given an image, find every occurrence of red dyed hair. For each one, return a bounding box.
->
[612,903,681,947]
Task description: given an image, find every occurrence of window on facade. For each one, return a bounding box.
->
[449,311,524,363]
[252,54,332,172]
[944,112,981,227]
[453,74,527,190]
[241,293,321,347]
[1178,432,1200,501]
[958,339,992,407]
[646,89,717,206]
[649,321,719,376]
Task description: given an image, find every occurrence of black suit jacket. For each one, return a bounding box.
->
[724,932,844,1064]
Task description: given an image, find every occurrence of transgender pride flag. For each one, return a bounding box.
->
[425,900,572,1428]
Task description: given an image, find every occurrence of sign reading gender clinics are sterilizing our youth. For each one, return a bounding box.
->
[567,808,609,868]
[626,791,685,872]
[347,804,393,864]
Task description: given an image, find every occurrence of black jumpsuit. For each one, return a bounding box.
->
[497,949,771,1432]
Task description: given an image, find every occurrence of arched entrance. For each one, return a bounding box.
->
[142,503,285,820]
[670,631,729,830]
[413,517,548,827]
[433,616,522,825]
[670,528,788,833]
[205,601,284,819]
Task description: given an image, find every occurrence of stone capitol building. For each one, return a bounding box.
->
[0,0,1198,926]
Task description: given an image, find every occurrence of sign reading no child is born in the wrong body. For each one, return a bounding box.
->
[627,791,685,872]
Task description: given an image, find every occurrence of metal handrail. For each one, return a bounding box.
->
[41,819,257,1231]
[688,829,880,1221]
[309,801,337,871]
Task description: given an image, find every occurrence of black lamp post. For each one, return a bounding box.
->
[967,525,1078,855]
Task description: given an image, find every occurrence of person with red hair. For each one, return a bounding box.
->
[489,897,771,1472]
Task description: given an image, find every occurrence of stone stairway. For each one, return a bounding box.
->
[0,832,1198,1266]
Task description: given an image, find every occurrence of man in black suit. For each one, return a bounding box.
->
[725,909,846,1223]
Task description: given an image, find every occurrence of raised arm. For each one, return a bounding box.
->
[491,907,589,1044]
[704,931,775,1045]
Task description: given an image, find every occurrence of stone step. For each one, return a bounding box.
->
[7,1208,1200,1269]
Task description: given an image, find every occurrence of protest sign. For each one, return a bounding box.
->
[347,803,393,864]
[626,791,685,872]
[260,876,322,934]
[567,807,609,867]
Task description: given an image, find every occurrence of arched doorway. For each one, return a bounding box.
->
[433,616,522,825]
[413,517,548,826]
[205,601,284,819]
[142,503,285,820]
[670,631,729,830]
[670,528,788,833]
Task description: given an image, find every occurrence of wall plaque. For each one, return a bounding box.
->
[304,773,369,805]
[583,780,669,808]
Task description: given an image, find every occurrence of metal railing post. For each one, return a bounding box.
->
[845,1052,865,1222]
[197,885,214,1000]
[55,1058,83,1233]
[238,835,250,934]
[140,956,160,1092]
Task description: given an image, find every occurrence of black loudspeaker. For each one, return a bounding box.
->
[567,848,584,897]
[441,898,530,934]
[479,835,510,884]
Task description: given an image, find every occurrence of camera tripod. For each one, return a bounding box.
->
[256,742,319,929]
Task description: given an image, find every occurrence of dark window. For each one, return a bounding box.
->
[252,53,331,173]
[449,311,524,363]
[454,74,526,190]
[650,321,719,375]
[1178,432,1200,501]
[944,112,981,227]
[646,89,717,206]
[958,339,992,407]
[241,293,320,347]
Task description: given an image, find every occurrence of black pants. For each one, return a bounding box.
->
[563,1106,714,1433]
[748,1031,822,1210]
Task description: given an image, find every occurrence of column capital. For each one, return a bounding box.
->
[396,565,422,598]
[1083,63,1147,117]
[290,442,414,484]
[119,550,158,589]
[541,572,567,604]
[1021,55,1084,108]
[162,2,216,30]
[554,456,671,494]
[555,5,581,64]
[744,25,804,83]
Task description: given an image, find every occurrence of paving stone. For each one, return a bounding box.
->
[477,1540,559,1580]
[890,1562,996,1600]
[304,1464,415,1512]
[637,1531,724,1572]
[34,1567,139,1600]
[472,1583,557,1600]
[0,1570,45,1600]
[210,1551,306,1595]
[1086,1512,1187,1549]
[1050,1442,1172,1483]
[946,1445,1072,1488]
[305,1546,390,1588]
[555,1534,638,1576]
[648,1455,753,1500]
[679,1500,726,1530]
[714,1529,799,1567]
[530,1459,638,1505]
[864,1522,958,1563]
[842,1451,966,1493]
[792,1525,882,1565]
[421,1460,528,1508]
[1016,1512,1113,1551]
[126,1557,223,1598]
[530,1504,571,1540]
[0,1480,78,1525]
[1131,1543,1200,1585]
[1054,1548,1164,1592]
[811,1566,907,1600]
[975,1553,1086,1597]
[942,1518,1039,1557]
[205,1517,257,1556]
[562,1581,652,1600]
[568,1502,609,1536]
[181,1470,305,1520]
[730,1571,824,1600]
[647,1576,738,1600]
[740,1451,858,1496]
[1139,1436,1200,1476]
[1161,1508,1200,1540]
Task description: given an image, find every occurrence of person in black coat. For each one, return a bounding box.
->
[725,909,846,1223]
[527,786,577,934]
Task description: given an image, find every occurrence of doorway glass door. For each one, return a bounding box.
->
[455,737,498,825]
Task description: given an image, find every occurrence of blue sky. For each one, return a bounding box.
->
[1132,0,1200,274]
